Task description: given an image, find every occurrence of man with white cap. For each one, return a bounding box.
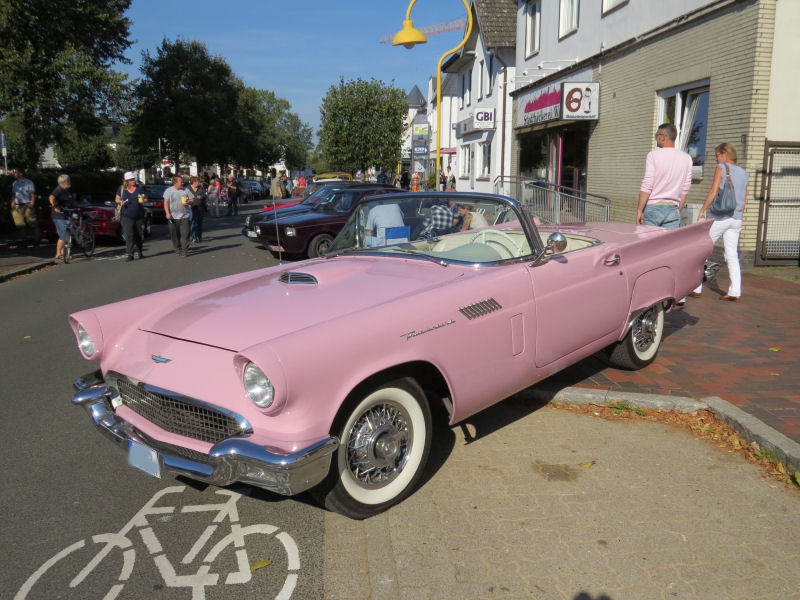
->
[114,171,146,261]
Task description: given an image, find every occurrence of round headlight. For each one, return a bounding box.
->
[284,227,296,237]
[243,362,274,408]
[77,325,95,357]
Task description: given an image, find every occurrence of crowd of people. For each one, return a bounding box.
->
[8,152,748,297]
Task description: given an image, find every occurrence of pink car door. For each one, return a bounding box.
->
[527,245,628,367]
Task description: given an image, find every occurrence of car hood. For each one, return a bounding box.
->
[138,257,464,351]
[256,204,315,222]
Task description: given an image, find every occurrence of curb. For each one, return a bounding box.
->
[0,259,54,283]
[528,384,800,476]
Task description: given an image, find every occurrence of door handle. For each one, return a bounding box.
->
[603,253,621,266]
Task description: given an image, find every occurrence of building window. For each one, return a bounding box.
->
[479,142,491,179]
[461,71,471,108]
[487,53,494,96]
[658,82,710,179]
[525,0,540,58]
[559,0,579,38]
[601,0,627,15]
[478,60,485,100]
[459,144,472,178]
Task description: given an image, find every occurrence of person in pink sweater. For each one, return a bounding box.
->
[637,123,693,229]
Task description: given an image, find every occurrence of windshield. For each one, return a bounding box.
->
[327,192,543,265]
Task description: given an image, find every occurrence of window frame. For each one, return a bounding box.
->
[478,141,492,180]
[524,0,541,58]
[459,143,472,179]
[601,0,628,16]
[657,81,711,180]
[559,0,580,39]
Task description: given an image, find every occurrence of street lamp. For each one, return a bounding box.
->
[393,0,473,177]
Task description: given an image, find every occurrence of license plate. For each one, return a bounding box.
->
[268,245,284,252]
[128,440,161,478]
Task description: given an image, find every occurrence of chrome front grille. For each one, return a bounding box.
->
[114,376,251,444]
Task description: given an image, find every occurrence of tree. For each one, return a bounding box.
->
[0,0,132,168]
[318,78,406,175]
[131,40,312,174]
[132,39,241,171]
[54,128,114,172]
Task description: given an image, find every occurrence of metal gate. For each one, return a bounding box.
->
[756,142,800,265]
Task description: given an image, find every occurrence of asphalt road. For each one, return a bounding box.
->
[0,206,327,599]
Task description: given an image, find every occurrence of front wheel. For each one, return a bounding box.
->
[79,223,95,257]
[307,233,334,258]
[317,378,432,519]
[63,230,72,264]
[605,302,665,370]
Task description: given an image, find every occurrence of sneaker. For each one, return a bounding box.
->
[125,255,134,262]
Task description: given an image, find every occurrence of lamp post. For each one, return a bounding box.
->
[393,0,473,178]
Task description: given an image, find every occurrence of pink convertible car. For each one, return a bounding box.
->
[70,192,713,519]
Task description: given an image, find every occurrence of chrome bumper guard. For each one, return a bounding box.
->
[72,371,338,496]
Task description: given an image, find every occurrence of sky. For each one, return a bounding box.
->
[121,0,470,136]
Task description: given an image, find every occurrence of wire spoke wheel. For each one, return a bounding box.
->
[79,222,95,257]
[318,378,432,519]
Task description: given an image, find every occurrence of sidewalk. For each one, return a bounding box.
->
[0,235,56,281]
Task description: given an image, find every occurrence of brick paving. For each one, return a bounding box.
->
[544,269,800,445]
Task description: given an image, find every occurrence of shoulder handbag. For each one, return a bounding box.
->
[710,164,736,217]
[113,186,123,221]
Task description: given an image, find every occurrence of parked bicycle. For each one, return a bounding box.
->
[63,207,95,263]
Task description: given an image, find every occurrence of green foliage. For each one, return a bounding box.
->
[133,39,241,170]
[131,40,312,173]
[318,78,406,175]
[54,129,114,172]
[0,0,133,168]
[114,123,158,172]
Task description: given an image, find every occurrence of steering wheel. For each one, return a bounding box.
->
[470,230,525,257]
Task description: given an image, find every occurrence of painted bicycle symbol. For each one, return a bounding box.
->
[16,486,300,600]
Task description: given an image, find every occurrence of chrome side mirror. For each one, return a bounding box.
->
[531,231,568,265]
[547,232,568,253]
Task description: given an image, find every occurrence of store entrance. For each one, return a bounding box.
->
[517,122,590,193]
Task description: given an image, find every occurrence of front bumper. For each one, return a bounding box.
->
[72,372,338,496]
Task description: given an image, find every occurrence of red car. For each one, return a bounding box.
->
[39,192,153,243]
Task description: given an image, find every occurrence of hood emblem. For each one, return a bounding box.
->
[151,355,171,364]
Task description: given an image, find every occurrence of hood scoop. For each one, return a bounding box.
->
[279,271,318,285]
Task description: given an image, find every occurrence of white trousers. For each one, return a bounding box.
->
[694,217,743,297]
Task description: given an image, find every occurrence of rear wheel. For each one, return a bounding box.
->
[308,233,334,258]
[605,302,665,370]
[317,378,432,519]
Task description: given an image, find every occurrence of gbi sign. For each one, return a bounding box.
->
[473,109,495,130]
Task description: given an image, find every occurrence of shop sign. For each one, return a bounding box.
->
[518,84,562,127]
[562,83,599,120]
[473,109,495,130]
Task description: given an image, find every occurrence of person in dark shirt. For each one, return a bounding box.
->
[49,174,74,260]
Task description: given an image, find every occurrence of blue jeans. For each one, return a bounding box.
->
[643,204,680,229]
